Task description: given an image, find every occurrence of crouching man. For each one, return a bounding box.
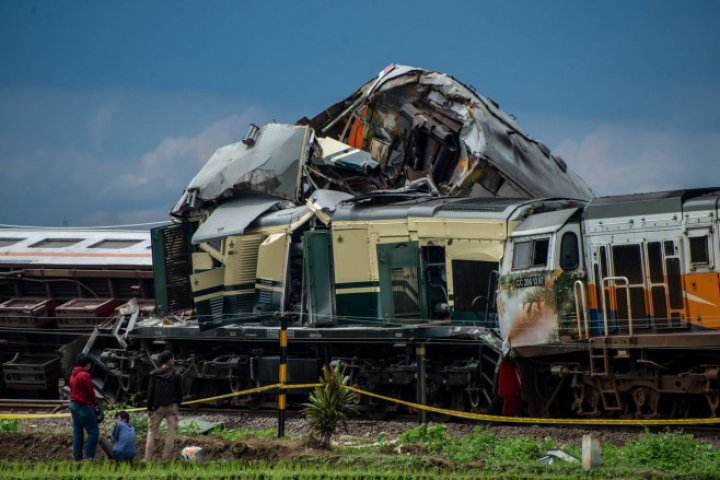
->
[99,411,137,461]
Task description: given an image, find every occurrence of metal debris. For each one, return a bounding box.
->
[172,65,593,224]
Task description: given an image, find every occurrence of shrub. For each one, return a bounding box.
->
[398,424,452,451]
[1,419,19,432]
[303,363,358,448]
[605,430,720,474]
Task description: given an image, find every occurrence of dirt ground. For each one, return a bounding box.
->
[0,431,316,462]
[2,412,719,462]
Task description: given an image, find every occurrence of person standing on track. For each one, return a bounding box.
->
[144,350,183,461]
[69,353,99,460]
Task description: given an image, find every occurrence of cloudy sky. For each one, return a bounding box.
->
[1,0,719,226]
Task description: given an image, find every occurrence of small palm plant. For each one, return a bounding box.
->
[303,363,359,448]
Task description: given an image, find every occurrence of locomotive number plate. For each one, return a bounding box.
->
[513,274,546,288]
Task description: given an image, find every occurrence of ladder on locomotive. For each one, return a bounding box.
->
[588,337,622,411]
[573,279,626,411]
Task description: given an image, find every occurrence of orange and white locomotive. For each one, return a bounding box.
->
[498,188,720,417]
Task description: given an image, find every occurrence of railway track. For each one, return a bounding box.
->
[0,399,68,414]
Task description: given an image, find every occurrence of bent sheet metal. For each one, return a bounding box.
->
[173,64,593,223]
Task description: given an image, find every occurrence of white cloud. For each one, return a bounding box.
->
[87,102,119,145]
[554,125,720,195]
[112,110,261,191]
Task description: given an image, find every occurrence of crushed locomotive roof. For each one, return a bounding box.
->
[172,64,593,220]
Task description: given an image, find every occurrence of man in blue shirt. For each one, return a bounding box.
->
[99,411,137,461]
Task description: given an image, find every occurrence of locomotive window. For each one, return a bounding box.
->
[600,246,608,279]
[512,238,549,270]
[533,239,549,267]
[512,241,531,270]
[689,236,710,265]
[559,232,579,270]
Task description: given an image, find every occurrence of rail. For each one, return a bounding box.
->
[600,276,633,337]
[572,279,590,339]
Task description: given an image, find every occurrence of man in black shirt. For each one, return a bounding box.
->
[144,350,183,461]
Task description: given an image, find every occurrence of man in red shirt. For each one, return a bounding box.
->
[69,354,99,460]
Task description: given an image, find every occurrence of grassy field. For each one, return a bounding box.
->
[2,422,720,479]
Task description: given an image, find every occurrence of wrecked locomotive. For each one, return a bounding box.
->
[79,65,597,416]
[4,65,718,420]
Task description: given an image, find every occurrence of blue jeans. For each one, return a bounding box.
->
[70,401,99,460]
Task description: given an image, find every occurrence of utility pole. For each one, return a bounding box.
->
[278,315,288,437]
[416,343,427,424]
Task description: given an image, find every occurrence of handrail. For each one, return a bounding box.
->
[572,280,590,339]
[485,270,499,326]
[600,276,632,337]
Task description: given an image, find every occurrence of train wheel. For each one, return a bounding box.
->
[631,387,660,418]
[355,378,389,420]
[365,402,389,421]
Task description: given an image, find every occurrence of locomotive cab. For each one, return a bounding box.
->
[497,206,585,349]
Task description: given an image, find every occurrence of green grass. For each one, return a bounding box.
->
[2,423,720,478]
[0,460,482,480]
[208,425,279,440]
[0,419,19,432]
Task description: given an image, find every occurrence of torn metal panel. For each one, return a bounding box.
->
[308,65,594,201]
[191,196,281,244]
[306,189,353,224]
[248,205,314,232]
[173,124,313,217]
[316,136,379,175]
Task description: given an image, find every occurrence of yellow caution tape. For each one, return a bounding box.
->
[340,385,720,426]
[0,412,73,420]
[3,381,720,426]
[181,383,282,406]
[284,383,322,390]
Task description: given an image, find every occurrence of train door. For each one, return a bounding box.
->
[377,242,426,323]
[254,233,291,315]
[554,222,584,339]
[420,245,450,320]
[592,238,686,335]
[683,228,720,328]
[593,241,650,334]
[645,239,686,330]
[303,230,336,326]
